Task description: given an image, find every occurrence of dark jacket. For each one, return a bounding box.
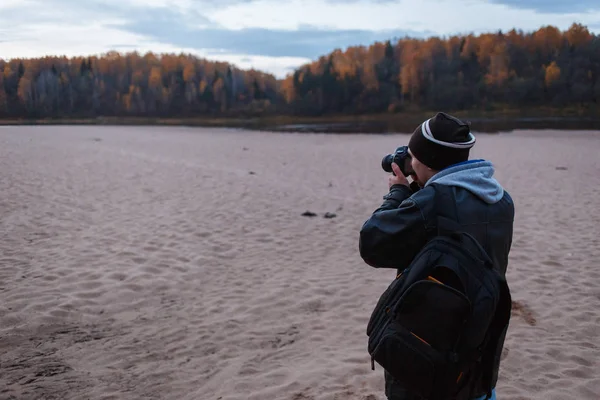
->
[359,159,515,399]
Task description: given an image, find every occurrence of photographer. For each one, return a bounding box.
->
[359,112,515,400]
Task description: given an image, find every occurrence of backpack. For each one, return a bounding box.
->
[366,183,512,400]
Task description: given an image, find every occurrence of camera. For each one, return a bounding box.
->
[381,146,414,177]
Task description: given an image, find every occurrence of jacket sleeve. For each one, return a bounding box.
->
[359,184,431,269]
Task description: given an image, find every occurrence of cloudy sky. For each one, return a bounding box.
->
[1,0,599,78]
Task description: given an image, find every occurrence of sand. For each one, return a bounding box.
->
[0,125,599,400]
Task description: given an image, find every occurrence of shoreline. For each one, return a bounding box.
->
[1,110,600,133]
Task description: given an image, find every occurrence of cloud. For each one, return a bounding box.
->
[0,0,33,8]
[203,0,600,33]
[1,0,600,79]
[112,7,432,59]
[490,0,600,14]
[0,1,310,78]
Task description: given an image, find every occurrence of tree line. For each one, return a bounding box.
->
[1,23,599,119]
[0,52,279,119]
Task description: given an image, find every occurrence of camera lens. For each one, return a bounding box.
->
[381,154,394,173]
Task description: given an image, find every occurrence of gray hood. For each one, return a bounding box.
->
[425,159,504,204]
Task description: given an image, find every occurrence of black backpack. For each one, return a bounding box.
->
[366,183,512,400]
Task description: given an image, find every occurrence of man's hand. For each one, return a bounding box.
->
[389,162,409,189]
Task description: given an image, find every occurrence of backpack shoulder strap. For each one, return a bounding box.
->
[430,182,468,237]
[430,183,493,267]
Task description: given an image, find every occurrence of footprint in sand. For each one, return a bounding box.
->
[142,246,160,253]
[79,280,103,290]
[542,259,562,267]
[108,272,127,281]
[74,290,104,300]
[512,300,537,326]
[141,266,162,275]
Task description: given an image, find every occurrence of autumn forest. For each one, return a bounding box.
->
[0,23,599,122]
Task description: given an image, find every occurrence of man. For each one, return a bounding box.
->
[359,112,515,400]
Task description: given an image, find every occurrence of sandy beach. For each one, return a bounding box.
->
[1,125,599,400]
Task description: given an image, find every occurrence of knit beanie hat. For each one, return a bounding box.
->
[408,112,476,170]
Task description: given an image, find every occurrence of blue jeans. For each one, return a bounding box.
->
[473,389,497,400]
[384,370,497,399]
